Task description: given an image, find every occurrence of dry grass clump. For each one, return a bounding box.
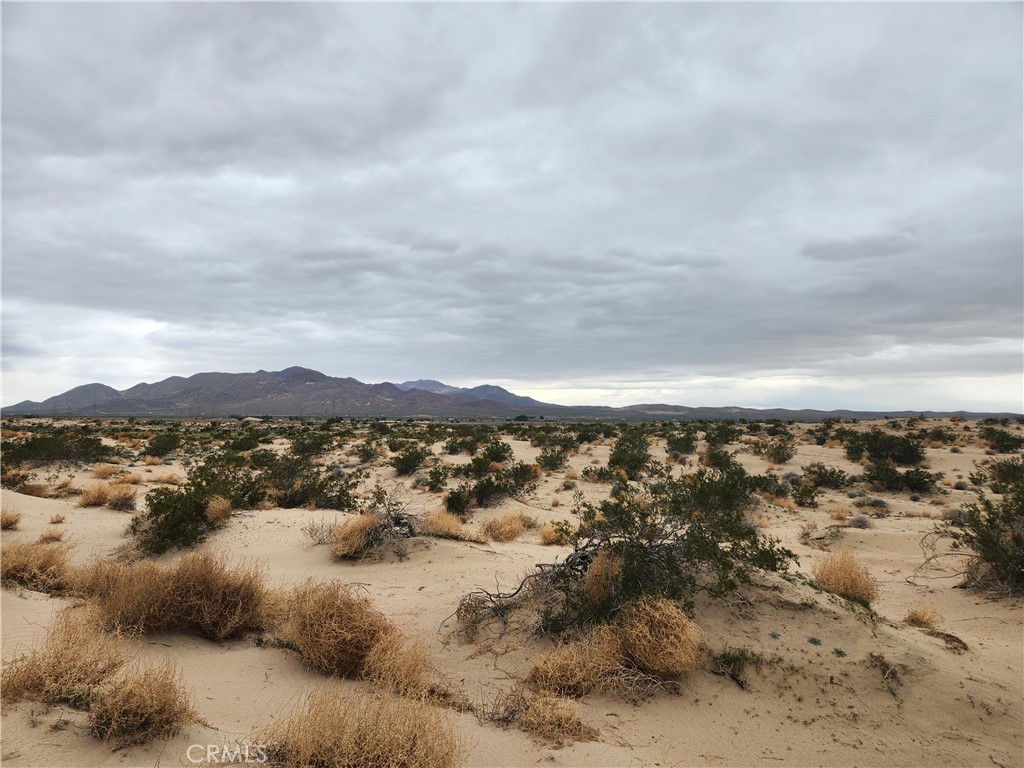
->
[36,527,65,544]
[263,688,464,768]
[49,513,66,524]
[151,472,182,485]
[89,661,195,747]
[617,598,701,677]
[904,604,941,628]
[582,550,623,605]
[73,559,175,634]
[120,472,144,485]
[93,464,121,480]
[1,609,127,707]
[812,549,880,605]
[106,483,137,511]
[1,508,23,530]
[829,505,851,522]
[363,631,442,699]
[205,494,233,524]
[143,455,163,466]
[286,580,394,677]
[540,522,570,546]
[301,517,338,545]
[328,514,378,558]
[524,625,626,698]
[481,512,537,542]
[520,695,599,745]
[1,541,72,592]
[418,509,485,543]
[78,482,110,507]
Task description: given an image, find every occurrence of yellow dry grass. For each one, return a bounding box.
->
[206,494,233,524]
[418,509,484,543]
[49,513,66,525]
[362,630,441,699]
[828,505,851,522]
[1,609,127,707]
[582,550,623,606]
[36,527,65,544]
[524,625,626,698]
[151,472,182,485]
[286,580,394,678]
[1,541,73,592]
[106,483,137,511]
[263,688,464,768]
[89,660,195,747]
[520,695,599,745]
[481,512,536,543]
[16,483,49,498]
[617,598,701,677]
[539,522,570,546]
[143,455,163,466]
[328,514,378,558]
[73,559,175,634]
[93,464,121,480]
[904,604,941,628]
[812,549,880,605]
[1,508,22,530]
[78,482,110,507]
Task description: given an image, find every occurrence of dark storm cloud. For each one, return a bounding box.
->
[2,2,1021,410]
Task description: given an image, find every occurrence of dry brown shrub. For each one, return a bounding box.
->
[539,523,569,546]
[328,514,377,558]
[205,494,232,524]
[1,541,72,591]
[143,455,162,466]
[1,508,22,530]
[617,598,701,677]
[482,512,537,543]
[418,509,484,543]
[362,630,440,699]
[16,483,50,498]
[286,580,394,677]
[49,513,66,525]
[550,497,561,508]
[73,559,175,634]
[263,688,464,768]
[1,609,127,707]
[169,551,270,640]
[524,625,625,698]
[78,482,110,507]
[106,483,137,511]
[151,473,182,485]
[93,464,121,480]
[754,515,771,529]
[812,549,879,605]
[904,604,941,628]
[89,660,195,747]
[582,550,623,606]
[520,695,599,744]
[829,505,851,522]
[120,472,144,485]
[565,470,580,480]
[36,527,65,544]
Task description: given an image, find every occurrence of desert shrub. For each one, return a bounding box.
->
[481,512,536,542]
[329,485,418,560]
[1,610,126,708]
[146,432,181,457]
[73,560,175,634]
[537,447,569,471]
[756,438,796,465]
[290,431,334,457]
[665,431,697,456]
[262,688,463,768]
[362,631,440,698]
[704,421,742,447]
[843,430,925,466]
[93,464,121,480]
[811,549,879,606]
[329,514,378,558]
[260,453,362,510]
[519,695,599,744]
[904,605,941,628]
[107,483,137,511]
[989,457,1024,493]
[286,580,394,677]
[78,482,111,507]
[849,513,872,528]
[864,461,935,493]
[130,487,211,555]
[979,426,1024,453]
[444,484,474,516]
[524,625,627,698]
[1,508,22,530]
[1,433,112,474]
[935,486,1023,593]
[481,440,514,464]
[746,472,789,498]
[701,445,742,471]
[616,598,701,677]
[169,551,271,640]
[390,444,429,476]
[426,465,449,493]
[1,541,72,592]
[89,661,194,747]
[802,463,850,489]
[36,527,64,543]
[15,482,50,497]
[791,483,819,508]
[608,428,651,480]
[225,431,261,451]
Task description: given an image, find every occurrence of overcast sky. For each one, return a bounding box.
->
[3,2,1021,412]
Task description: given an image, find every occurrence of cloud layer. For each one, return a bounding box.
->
[3,3,1021,410]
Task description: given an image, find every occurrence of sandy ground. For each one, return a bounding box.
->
[1,420,1021,767]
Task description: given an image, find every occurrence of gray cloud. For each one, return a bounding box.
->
[2,3,1021,410]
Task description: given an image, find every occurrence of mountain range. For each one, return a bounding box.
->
[3,367,1017,421]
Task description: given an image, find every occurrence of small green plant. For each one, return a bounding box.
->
[832,648,847,658]
[808,636,822,646]
[769,630,781,640]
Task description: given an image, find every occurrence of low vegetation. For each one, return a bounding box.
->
[812,549,880,606]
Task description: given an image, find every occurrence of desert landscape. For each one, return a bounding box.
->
[1,414,1021,767]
